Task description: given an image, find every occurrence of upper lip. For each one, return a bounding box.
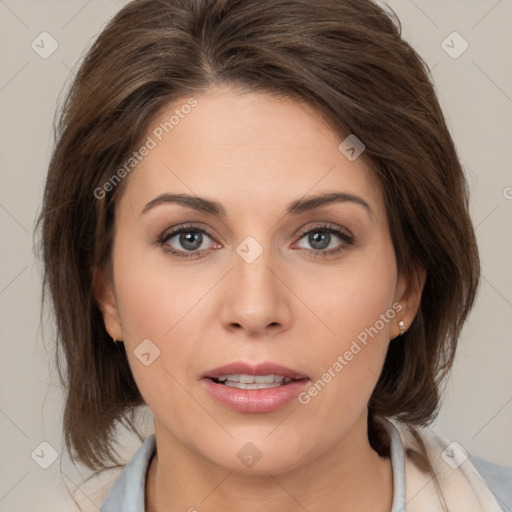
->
[202,362,309,381]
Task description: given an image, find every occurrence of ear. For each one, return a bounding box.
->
[92,265,123,341]
[393,264,426,338]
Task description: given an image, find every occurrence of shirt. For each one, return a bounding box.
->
[100,419,511,511]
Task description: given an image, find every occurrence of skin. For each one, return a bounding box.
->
[95,84,425,512]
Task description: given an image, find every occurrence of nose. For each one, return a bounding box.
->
[219,242,292,338]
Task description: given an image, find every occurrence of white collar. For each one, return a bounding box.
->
[385,417,506,511]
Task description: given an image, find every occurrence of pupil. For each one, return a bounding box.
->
[309,231,329,250]
[181,231,202,250]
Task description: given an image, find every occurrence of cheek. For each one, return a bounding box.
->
[111,226,207,340]
[298,245,397,349]
[294,242,397,412]
[113,261,200,428]
[109,231,199,404]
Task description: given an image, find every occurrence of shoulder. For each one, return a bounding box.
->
[468,454,512,511]
[56,466,123,512]
[59,434,156,512]
[385,418,511,512]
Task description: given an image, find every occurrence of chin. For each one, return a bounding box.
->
[201,435,312,476]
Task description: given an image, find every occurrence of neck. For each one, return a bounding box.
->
[146,415,393,512]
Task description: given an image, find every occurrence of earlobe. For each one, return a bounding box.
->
[395,265,426,338]
[92,265,123,341]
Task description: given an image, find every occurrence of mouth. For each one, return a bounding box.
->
[203,361,308,384]
[212,373,297,390]
[201,361,310,413]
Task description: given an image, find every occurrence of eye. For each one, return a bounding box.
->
[156,222,354,260]
[157,224,219,259]
[294,224,354,257]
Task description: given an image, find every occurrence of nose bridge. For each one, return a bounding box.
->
[233,233,278,299]
[220,231,290,334]
[229,204,278,278]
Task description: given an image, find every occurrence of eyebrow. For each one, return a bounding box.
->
[141,191,372,217]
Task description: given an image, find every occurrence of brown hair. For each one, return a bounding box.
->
[38,0,479,480]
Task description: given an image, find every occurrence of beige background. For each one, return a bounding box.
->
[1,0,511,510]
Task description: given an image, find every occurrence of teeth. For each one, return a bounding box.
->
[254,375,275,383]
[215,374,294,388]
[224,381,283,390]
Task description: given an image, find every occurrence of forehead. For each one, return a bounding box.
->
[118,86,384,220]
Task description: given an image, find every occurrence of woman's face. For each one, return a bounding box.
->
[98,85,420,474]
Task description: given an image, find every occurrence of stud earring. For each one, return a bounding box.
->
[398,320,406,336]
[110,326,122,343]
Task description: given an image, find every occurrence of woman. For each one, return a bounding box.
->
[38,0,511,511]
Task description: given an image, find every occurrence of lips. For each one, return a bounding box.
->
[201,362,310,413]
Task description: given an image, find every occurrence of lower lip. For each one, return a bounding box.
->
[201,378,309,413]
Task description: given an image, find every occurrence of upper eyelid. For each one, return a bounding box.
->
[296,223,353,237]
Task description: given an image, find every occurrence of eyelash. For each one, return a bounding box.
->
[156,223,354,259]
